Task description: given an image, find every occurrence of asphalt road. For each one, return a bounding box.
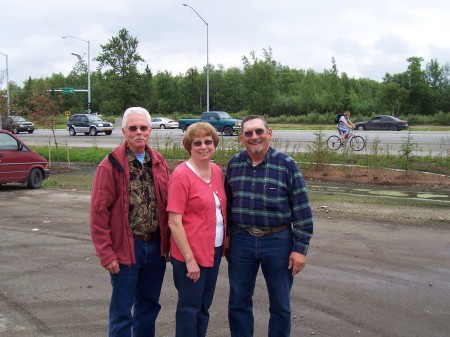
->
[1,187,449,337]
[17,128,450,156]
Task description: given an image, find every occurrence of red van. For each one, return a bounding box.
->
[0,129,50,189]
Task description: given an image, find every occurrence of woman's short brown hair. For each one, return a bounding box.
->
[182,122,219,153]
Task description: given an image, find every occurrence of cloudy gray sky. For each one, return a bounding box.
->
[1,0,449,88]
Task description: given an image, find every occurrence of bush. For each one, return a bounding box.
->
[433,111,450,126]
[269,96,301,117]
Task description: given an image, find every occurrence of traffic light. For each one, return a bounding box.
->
[51,88,54,96]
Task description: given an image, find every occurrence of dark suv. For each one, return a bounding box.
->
[67,114,114,136]
[0,115,35,134]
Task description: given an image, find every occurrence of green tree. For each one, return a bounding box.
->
[7,41,450,124]
[271,66,304,116]
[219,67,245,114]
[0,89,7,119]
[297,69,320,114]
[405,56,435,115]
[398,132,418,174]
[377,82,409,116]
[319,57,345,113]
[95,28,145,112]
[346,77,379,115]
[425,59,446,89]
[425,59,450,113]
[135,65,153,109]
[242,48,277,115]
[406,56,425,88]
[25,87,64,165]
[150,70,186,115]
[65,59,91,112]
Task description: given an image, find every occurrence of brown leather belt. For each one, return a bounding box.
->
[243,224,290,237]
[133,232,159,241]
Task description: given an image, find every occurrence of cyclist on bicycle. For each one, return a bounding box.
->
[337,111,355,140]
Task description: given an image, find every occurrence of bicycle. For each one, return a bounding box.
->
[327,130,366,151]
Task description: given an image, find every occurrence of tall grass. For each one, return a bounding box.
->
[32,133,449,176]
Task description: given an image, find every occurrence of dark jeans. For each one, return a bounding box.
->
[109,239,166,337]
[228,226,294,337]
[171,246,222,337]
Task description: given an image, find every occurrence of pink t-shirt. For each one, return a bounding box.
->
[167,161,227,267]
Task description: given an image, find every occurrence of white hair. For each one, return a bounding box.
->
[122,107,152,128]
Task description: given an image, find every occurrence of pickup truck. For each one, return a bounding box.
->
[178,111,242,136]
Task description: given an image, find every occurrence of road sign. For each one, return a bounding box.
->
[62,88,74,94]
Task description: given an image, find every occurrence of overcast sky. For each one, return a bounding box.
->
[1,0,450,88]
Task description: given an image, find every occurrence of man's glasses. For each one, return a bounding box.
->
[192,140,214,147]
[127,125,149,132]
[243,128,265,138]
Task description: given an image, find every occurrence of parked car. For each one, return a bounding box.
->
[0,115,35,134]
[0,129,50,188]
[354,115,409,131]
[151,117,179,129]
[67,113,114,136]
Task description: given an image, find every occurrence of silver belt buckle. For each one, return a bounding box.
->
[247,228,264,237]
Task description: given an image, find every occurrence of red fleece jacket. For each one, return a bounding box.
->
[89,143,170,267]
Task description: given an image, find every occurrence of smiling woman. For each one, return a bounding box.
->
[167,122,226,337]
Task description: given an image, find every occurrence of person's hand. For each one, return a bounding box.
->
[224,235,230,261]
[186,259,201,282]
[288,252,306,276]
[105,259,120,274]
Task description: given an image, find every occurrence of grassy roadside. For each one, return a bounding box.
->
[37,131,449,226]
[43,163,449,227]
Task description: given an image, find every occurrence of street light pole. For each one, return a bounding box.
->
[62,36,91,113]
[183,3,209,112]
[0,52,10,115]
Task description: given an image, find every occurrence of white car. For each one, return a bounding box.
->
[151,117,179,129]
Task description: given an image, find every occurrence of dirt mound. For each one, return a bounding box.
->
[51,161,450,191]
[303,165,449,191]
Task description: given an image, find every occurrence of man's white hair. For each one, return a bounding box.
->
[122,107,152,128]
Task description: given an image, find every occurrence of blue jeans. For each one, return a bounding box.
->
[109,239,166,337]
[228,226,294,337]
[171,246,222,337]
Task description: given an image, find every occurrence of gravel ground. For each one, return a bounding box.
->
[1,188,449,337]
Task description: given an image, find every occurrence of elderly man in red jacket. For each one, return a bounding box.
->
[90,107,170,337]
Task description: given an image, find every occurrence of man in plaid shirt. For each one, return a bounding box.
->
[225,115,313,337]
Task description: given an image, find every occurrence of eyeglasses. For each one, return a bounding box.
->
[127,125,149,132]
[192,140,214,147]
[243,128,265,138]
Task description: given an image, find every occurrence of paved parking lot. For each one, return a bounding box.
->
[1,186,450,336]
